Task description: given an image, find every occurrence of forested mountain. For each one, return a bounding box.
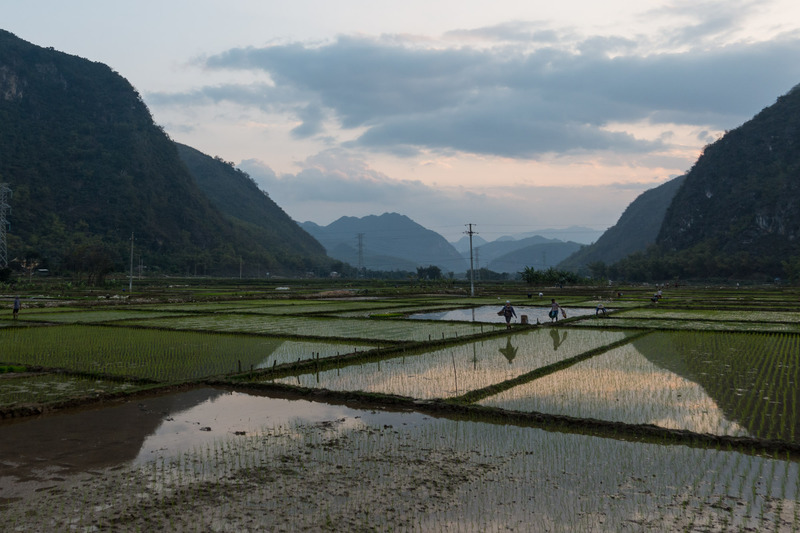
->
[301,213,468,273]
[175,144,326,263]
[0,30,330,278]
[558,175,686,274]
[655,85,800,275]
[609,84,800,280]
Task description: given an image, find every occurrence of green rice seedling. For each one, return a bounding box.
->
[618,308,800,324]
[0,373,137,408]
[572,316,800,333]
[0,325,377,382]
[125,313,504,342]
[17,309,181,323]
[480,341,751,437]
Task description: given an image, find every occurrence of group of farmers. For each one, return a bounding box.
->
[498,298,565,330]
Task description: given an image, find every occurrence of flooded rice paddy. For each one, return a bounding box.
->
[409,304,600,324]
[2,286,800,530]
[269,329,631,399]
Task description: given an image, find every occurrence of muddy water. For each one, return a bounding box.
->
[0,387,429,502]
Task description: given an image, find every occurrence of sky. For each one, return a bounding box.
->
[4,0,800,242]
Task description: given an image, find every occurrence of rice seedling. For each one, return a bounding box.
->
[0,373,136,407]
[572,316,800,333]
[267,329,631,399]
[0,325,377,382]
[479,342,750,436]
[481,330,800,443]
[5,395,799,531]
[618,308,800,324]
[124,313,504,342]
[16,309,182,323]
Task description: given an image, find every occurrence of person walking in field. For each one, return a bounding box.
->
[499,301,516,330]
[548,299,564,322]
[12,296,20,319]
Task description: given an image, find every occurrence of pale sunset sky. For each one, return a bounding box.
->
[4,0,800,240]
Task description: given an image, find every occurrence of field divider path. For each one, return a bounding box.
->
[447,330,652,405]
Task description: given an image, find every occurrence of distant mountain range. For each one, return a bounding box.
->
[301,213,468,273]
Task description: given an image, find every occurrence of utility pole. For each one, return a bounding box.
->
[128,232,134,292]
[356,233,365,278]
[465,223,477,297]
[0,184,11,268]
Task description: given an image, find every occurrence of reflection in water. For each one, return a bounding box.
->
[409,305,596,324]
[0,388,432,501]
[272,330,631,399]
[498,338,518,364]
[550,329,568,350]
[0,388,224,500]
[480,343,750,437]
[633,331,800,443]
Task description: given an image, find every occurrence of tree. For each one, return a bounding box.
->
[416,265,442,280]
[64,243,116,285]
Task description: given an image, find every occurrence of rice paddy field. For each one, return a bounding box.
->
[2,281,800,531]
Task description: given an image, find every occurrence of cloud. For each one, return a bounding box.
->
[238,151,655,240]
[155,19,800,163]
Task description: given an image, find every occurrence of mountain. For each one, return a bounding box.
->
[456,234,582,274]
[451,234,488,255]
[573,83,800,280]
[0,30,329,277]
[656,85,800,270]
[504,226,604,245]
[301,213,468,273]
[486,240,582,274]
[558,175,686,273]
[473,235,554,265]
[175,144,327,264]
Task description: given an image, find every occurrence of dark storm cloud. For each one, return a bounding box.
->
[154,20,800,160]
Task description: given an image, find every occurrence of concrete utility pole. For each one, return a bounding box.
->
[0,184,10,268]
[465,223,477,297]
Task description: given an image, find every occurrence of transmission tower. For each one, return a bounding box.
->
[356,233,365,277]
[0,184,11,268]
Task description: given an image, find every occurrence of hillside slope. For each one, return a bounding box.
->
[0,30,329,276]
[558,175,686,273]
[176,144,327,264]
[658,85,800,266]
